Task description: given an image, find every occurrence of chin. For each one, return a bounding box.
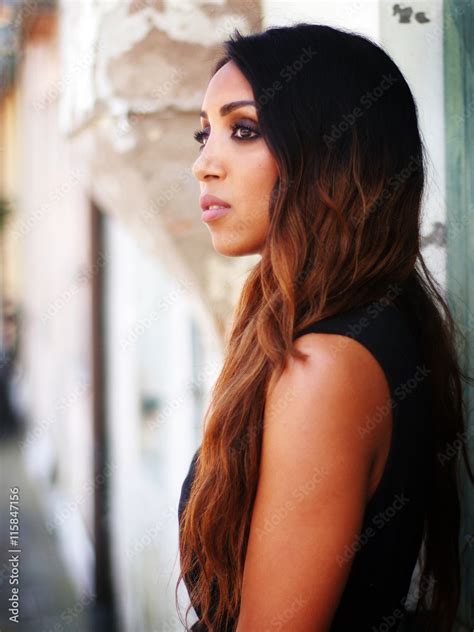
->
[211,234,263,257]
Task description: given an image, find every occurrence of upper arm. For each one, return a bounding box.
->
[236,333,392,632]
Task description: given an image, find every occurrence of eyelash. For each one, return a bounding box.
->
[193,122,260,150]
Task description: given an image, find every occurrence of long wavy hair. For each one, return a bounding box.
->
[176,23,474,632]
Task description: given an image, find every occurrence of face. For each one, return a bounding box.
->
[192,61,279,257]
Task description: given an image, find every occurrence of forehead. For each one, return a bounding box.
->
[201,61,253,108]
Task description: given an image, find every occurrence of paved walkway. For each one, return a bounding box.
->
[0,429,103,632]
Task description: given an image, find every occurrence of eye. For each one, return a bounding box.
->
[192,122,260,151]
[231,122,260,141]
[193,127,209,150]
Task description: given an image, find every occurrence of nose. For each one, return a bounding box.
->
[191,141,226,182]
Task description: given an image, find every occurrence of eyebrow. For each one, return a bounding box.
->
[200,100,257,120]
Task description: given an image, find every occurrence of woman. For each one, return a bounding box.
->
[176,23,473,632]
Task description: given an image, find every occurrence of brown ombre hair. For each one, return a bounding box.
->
[176,23,474,632]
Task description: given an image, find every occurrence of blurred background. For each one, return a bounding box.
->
[0,0,472,630]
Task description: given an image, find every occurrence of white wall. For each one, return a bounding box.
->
[16,22,95,595]
[103,212,221,631]
[380,0,446,287]
[262,0,380,39]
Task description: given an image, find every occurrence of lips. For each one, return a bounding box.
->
[199,193,231,211]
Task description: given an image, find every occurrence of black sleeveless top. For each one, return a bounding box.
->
[178,297,433,631]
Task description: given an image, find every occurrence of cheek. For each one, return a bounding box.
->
[242,152,278,213]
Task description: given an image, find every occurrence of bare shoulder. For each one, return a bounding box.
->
[266,331,393,485]
[236,333,393,630]
[267,331,391,432]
